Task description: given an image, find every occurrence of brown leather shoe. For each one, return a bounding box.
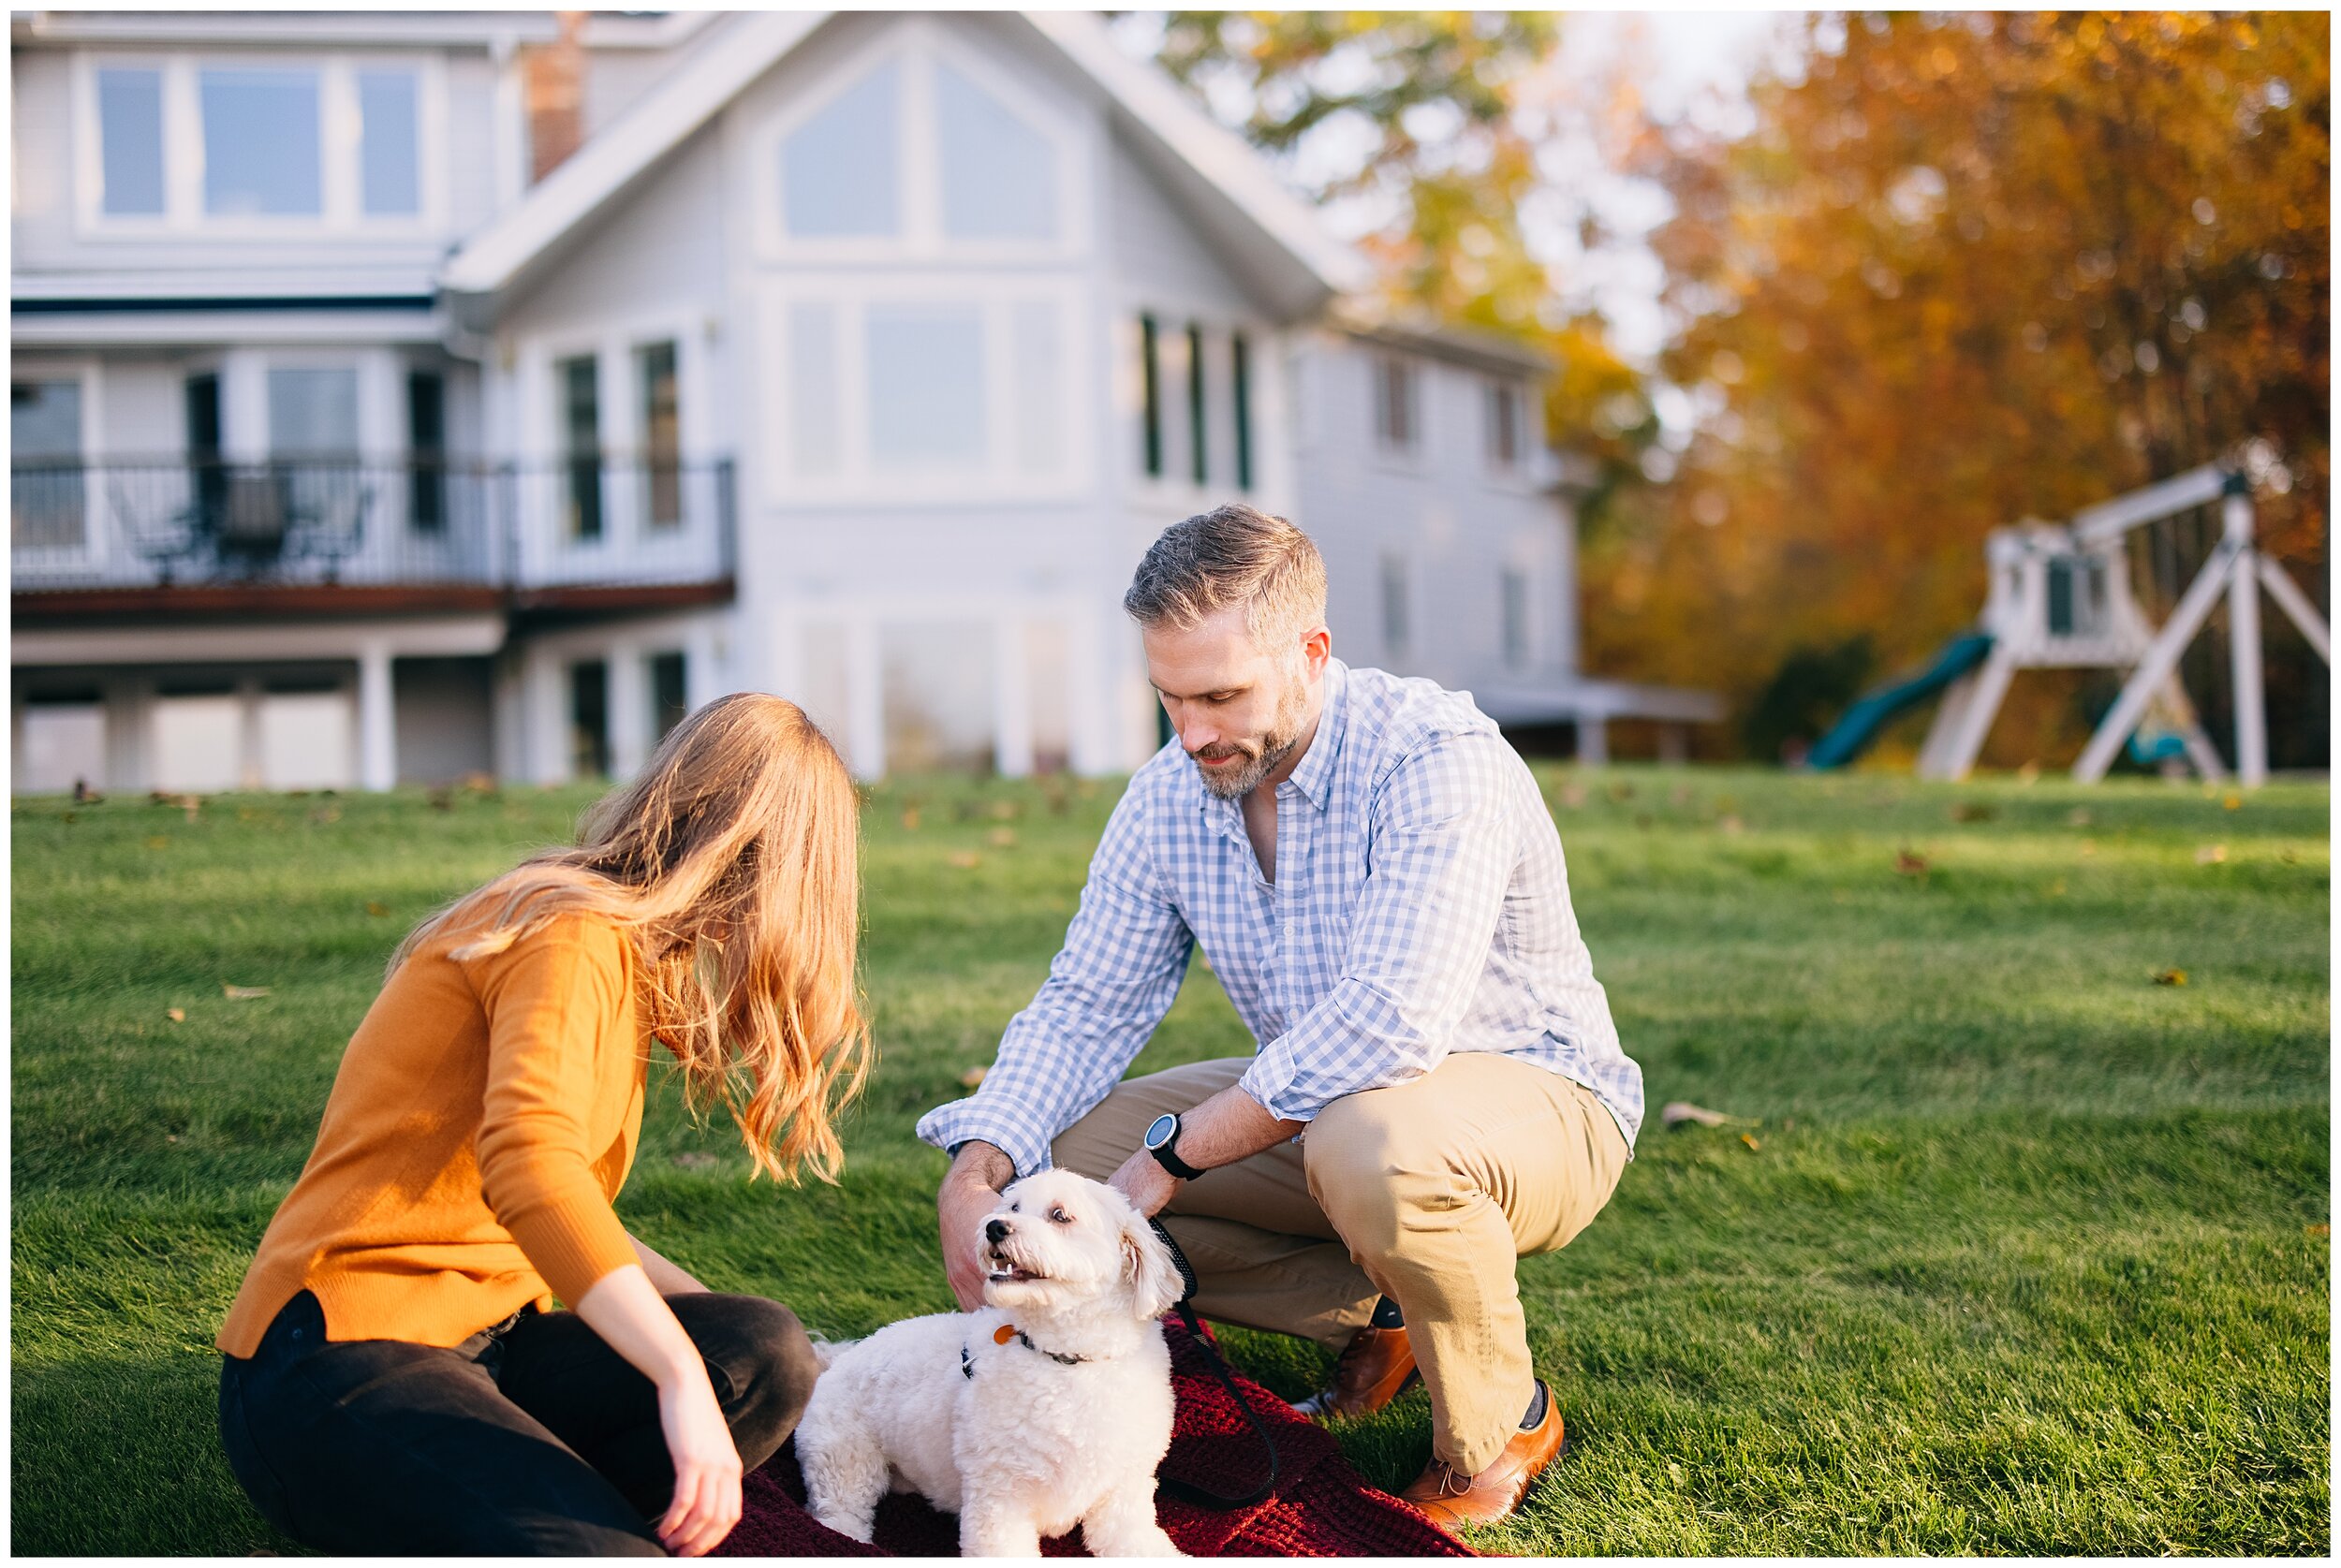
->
[1398,1381,1567,1530]
[1291,1324,1420,1418]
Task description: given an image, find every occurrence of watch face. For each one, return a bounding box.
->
[1144,1112,1177,1151]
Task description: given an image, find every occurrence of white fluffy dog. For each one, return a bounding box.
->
[795,1169,1189,1557]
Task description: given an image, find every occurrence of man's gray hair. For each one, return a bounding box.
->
[1124,504,1328,651]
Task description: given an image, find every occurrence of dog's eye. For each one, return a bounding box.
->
[1049,1207,1071,1224]
[1009,1202,1020,1213]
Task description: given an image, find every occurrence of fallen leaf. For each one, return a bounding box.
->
[1559,783,1588,809]
[1671,784,1694,808]
[2308,1224,2330,1238]
[958,1063,989,1089]
[1717,814,1745,835]
[987,827,1018,848]
[310,806,341,825]
[167,1135,180,1144]
[2067,808,2093,828]
[1661,1101,1754,1129]
[901,807,922,831]
[1607,782,1636,802]
[947,850,981,870]
[990,799,1020,821]
[222,983,272,1000]
[181,795,200,821]
[366,901,390,917]
[2080,839,2098,857]
[2151,968,2187,987]
[1740,1133,1762,1152]
[166,1008,185,1023]
[428,788,454,812]
[2015,762,2040,784]
[2222,791,2242,811]
[1894,849,1929,876]
[2195,843,2228,865]
[2047,879,2067,896]
[1950,801,1995,822]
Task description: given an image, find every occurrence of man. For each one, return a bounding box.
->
[918,505,1641,1529]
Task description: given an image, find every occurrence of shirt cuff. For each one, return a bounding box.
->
[916,1098,1054,1180]
[1236,1052,1322,1125]
[497,1180,639,1309]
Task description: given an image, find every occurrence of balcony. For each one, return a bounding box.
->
[10,456,736,620]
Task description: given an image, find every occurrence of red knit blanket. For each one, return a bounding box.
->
[715,1317,1473,1557]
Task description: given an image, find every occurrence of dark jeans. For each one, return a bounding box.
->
[217,1288,818,1555]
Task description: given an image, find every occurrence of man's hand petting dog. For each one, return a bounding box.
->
[940,1141,1016,1312]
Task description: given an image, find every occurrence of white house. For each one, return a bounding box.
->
[9,8,1715,795]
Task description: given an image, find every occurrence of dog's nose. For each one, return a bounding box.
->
[984,1219,1009,1245]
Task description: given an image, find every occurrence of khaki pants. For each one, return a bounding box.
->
[1053,1052,1629,1475]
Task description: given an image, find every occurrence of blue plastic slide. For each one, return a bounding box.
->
[1806,632,1995,769]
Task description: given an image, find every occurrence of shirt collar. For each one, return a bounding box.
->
[1282,657,1347,813]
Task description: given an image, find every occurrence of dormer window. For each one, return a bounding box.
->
[78,53,440,233]
[761,30,1079,259]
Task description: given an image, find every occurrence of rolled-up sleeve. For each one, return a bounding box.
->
[466,915,641,1307]
[1239,731,1517,1122]
[916,784,1193,1177]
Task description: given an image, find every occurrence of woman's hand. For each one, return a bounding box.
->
[655,1367,744,1557]
[573,1264,742,1555]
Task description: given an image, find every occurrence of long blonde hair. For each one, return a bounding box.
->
[393,693,870,1183]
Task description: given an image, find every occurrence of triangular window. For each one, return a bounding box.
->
[781,61,901,238]
[934,60,1055,242]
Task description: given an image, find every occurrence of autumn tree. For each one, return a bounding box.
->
[1149,11,1659,492]
[1601,11,2328,766]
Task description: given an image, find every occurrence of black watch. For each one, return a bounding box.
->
[1143,1112,1204,1180]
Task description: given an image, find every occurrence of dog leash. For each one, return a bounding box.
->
[1147,1217,1282,1510]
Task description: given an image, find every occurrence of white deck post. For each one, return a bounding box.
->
[357,639,397,793]
[1576,714,1608,767]
[994,616,1035,779]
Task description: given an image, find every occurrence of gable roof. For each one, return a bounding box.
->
[437,9,1365,319]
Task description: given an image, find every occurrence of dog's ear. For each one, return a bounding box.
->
[1120,1214,1185,1320]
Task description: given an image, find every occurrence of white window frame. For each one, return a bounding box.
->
[8,357,106,573]
[1485,376,1524,476]
[71,50,449,240]
[1125,300,1271,504]
[760,275,1091,506]
[516,313,711,574]
[1371,352,1428,472]
[751,20,1089,267]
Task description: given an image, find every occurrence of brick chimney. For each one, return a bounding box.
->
[524,11,588,183]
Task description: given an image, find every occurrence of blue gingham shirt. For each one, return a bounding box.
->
[917,659,1642,1177]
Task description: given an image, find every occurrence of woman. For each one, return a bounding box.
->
[215,694,869,1556]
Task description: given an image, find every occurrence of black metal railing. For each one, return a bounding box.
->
[9,456,736,593]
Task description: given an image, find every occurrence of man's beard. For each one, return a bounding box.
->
[1190,676,1308,799]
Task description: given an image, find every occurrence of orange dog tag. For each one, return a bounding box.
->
[994,1325,1017,1345]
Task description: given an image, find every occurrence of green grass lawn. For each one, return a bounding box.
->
[10,765,2331,1554]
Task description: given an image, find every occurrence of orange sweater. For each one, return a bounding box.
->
[218,904,654,1358]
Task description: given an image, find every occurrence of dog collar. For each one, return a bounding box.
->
[964,1322,1090,1378]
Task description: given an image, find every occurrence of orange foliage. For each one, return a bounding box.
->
[1596,11,2328,759]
